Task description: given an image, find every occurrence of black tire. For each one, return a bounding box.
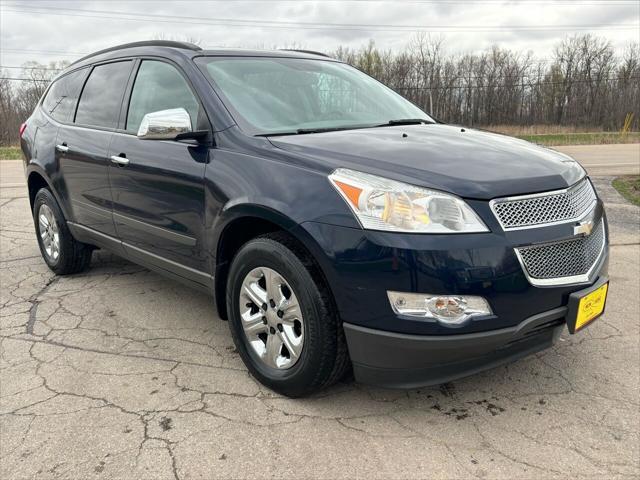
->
[33,188,93,275]
[226,232,350,397]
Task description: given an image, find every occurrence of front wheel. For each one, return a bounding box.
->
[226,232,350,397]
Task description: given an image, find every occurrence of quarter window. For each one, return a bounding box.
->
[126,60,200,133]
[41,68,87,122]
[75,61,133,128]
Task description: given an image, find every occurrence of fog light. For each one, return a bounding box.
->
[387,291,492,325]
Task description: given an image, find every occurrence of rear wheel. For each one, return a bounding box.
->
[226,232,350,397]
[33,188,93,275]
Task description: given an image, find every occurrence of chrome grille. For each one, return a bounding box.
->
[515,219,605,286]
[491,178,596,230]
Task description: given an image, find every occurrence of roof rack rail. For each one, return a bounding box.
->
[71,40,202,66]
[280,49,332,58]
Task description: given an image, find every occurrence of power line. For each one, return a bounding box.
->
[0,77,50,82]
[0,50,553,68]
[2,6,638,32]
[7,5,638,31]
[3,0,638,3]
[394,76,640,90]
[3,75,637,86]
[1,48,88,57]
[0,65,62,71]
[0,66,557,81]
[0,60,595,81]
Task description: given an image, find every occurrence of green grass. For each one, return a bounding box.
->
[612,176,640,207]
[0,146,22,160]
[516,132,640,146]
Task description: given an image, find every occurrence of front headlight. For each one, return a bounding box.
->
[329,168,488,233]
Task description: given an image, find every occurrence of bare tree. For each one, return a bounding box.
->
[1,61,66,144]
[335,34,636,131]
[1,34,637,146]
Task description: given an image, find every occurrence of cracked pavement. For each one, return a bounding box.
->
[1,158,639,479]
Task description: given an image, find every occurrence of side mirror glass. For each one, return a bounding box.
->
[137,108,192,140]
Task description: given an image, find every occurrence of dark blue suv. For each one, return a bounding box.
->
[21,41,609,397]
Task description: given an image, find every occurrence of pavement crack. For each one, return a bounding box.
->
[5,336,229,370]
[26,275,59,335]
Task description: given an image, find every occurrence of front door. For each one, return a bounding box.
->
[107,59,208,273]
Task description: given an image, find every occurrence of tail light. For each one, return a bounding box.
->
[19,123,27,138]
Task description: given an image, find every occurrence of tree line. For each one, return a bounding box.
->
[1,61,70,146]
[1,34,638,146]
[334,34,639,131]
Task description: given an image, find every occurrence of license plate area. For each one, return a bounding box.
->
[566,278,609,334]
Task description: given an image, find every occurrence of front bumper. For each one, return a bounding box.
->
[293,199,608,387]
[344,306,566,388]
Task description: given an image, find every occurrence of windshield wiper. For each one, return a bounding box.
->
[254,131,298,137]
[255,121,433,137]
[379,118,434,127]
[255,125,370,137]
[295,126,358,134]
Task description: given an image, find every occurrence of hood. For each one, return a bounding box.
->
[269,124,585,199]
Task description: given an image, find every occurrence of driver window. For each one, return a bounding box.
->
[126,60,200,133]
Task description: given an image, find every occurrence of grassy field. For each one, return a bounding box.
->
[612,176,640,207]
[485,125,640,146]
[515,132,640,146]
[489,124,609,135]
[0,146,22,160]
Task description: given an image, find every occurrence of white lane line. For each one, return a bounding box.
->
[0,183,25,188]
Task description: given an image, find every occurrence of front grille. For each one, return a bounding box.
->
[491,178,596,230]
[515,219,605,285]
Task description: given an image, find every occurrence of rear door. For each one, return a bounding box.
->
[37,68,88,213]
[57,60,134,237]
[108,59,208,272]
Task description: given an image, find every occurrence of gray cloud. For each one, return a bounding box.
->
[0,0,638,67]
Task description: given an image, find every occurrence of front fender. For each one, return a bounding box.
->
[203,142,362,317]
[209,200,299,258]
[208,200,348,320]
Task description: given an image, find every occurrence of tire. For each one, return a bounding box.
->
[226,232,350,397]
[33,188,93,275]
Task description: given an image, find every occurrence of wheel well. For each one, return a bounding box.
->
[27,172,49,210]
[214,217,282,319]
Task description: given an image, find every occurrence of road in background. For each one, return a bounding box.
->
[553,144,640,176]
[0,160,25,189]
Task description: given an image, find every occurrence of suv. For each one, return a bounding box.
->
[21,41,609,397]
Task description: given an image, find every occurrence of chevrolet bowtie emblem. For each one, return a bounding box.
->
[574,219,594,236]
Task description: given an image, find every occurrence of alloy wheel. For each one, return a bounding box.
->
[38,204,60,262]
[239,266,304,369]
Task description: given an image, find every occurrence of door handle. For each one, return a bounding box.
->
[55,144,69,153]
[110,155,130,166]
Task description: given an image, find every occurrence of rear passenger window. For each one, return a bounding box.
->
[41,68,87,122]
[75,61,132,128]
[126,60,200,133]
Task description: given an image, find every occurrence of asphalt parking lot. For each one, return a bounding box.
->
[1,146,639,479]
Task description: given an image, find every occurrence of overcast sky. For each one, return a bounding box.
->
[1,0,639,68]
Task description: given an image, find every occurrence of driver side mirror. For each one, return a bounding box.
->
[137,108,208,141]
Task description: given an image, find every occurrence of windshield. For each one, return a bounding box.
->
[195,56,432,135]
